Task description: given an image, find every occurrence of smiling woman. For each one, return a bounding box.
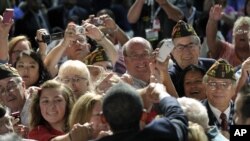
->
[28,80,74,141]
[182,64,206,100]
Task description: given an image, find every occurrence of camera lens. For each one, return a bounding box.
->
[42,34,51,43]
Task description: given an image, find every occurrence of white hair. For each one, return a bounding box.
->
[177,97,209,129]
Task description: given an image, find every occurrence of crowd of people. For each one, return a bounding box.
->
[0,0,250,141]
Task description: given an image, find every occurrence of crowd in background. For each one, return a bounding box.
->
[0,0,250,141]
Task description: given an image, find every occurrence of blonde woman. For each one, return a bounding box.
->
[69,92,110,139]
[57,60,93,100]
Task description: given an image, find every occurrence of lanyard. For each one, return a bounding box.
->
[150,1,161,23]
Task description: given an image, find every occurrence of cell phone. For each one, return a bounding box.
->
[2,8,14,24]
[157,39,174,62]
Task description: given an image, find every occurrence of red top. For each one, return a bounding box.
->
[28,125,64,141]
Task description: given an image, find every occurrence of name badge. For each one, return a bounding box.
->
[145,28,159,41]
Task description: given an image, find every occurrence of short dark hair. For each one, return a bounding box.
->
[103,82,143,132]
[238,85,250,120]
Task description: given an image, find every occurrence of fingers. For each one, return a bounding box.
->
[146,83,167,103]
[120,74,133,85]
[13,124,29,138]
[11,117,20,125]
[96,73,115,94]
[71,122,94,141]
[27,86,41,98]
[149,62,155,77]
[149,62,161,83]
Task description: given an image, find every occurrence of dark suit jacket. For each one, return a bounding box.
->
[97,96,188,141]
[202,99,235,130]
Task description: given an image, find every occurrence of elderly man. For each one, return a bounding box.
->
[169,20,215,97]
[44,19,118,77]
[122,37,153,88]
[0,64,30,137]
[202,59,236,134]
[122,36,178,98]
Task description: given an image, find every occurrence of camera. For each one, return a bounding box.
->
[75,25,85,35]
[93,18,103,26]
[41,32,64,43]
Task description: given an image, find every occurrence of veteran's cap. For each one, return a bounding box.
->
[206,59,236,81]
[171,20,197,39]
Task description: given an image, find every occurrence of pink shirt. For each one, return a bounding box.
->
[218,41,242,67]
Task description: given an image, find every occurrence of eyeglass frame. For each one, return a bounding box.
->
[124,48,152,60]
[0,80,21,96]
[206,81,233,90]
[234,29,249,35]
[174,42,199,52]
[57,76,87,84]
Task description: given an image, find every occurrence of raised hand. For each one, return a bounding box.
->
[209,4,223,21]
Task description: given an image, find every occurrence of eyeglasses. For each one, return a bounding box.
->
[11,50,22,55]
[206,81,232,90]
[72,40,87,45]
[235,29,249,35]
[174,43,198,52]
[126,53,152,60]
[0,82,20,96]
[59,77,87,84]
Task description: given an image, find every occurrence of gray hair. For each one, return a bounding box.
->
[177,97,209,129]
[122,37,153,57]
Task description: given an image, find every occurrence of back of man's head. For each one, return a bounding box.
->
[238,85,250,122]
[103,82,143,133]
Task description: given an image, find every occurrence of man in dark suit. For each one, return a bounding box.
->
[202,59,236,138]
[97,82,188,141]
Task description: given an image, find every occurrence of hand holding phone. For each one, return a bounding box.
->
[2,8,14,24]
[157,39,174,62]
